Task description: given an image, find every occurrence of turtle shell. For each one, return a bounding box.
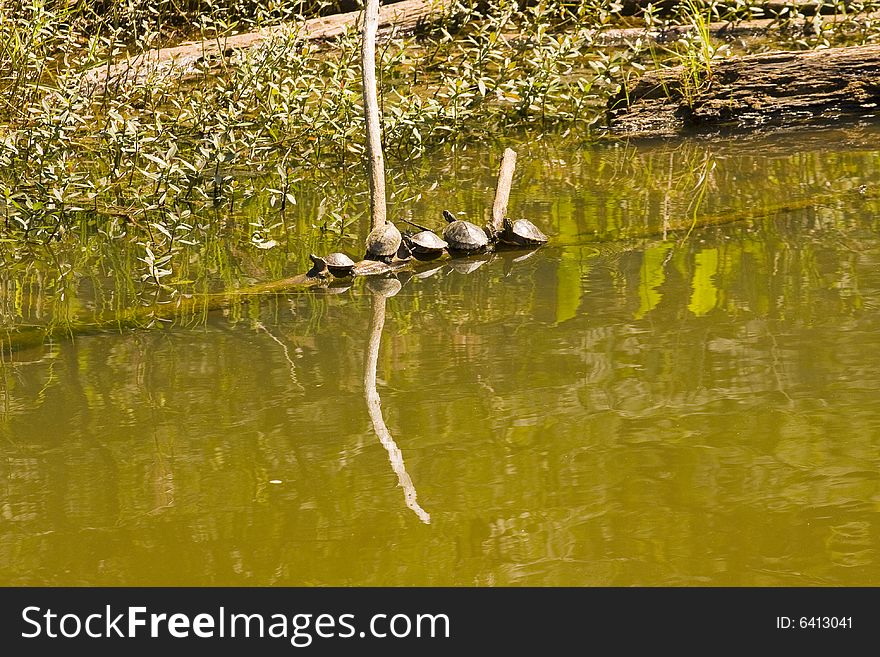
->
[325,252,355,268]
[408,230,447,253]
[324,252,356,276]
[443,220,489,252]
[365,221,402,259]
[502,218,548,246]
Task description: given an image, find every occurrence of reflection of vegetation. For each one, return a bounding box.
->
[2,130,880,585]
[635,243,671,319]
[688,247,718,317]
[3,195,880,584]
[2,189,879,584]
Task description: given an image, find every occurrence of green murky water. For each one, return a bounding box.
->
[2,124,880,586]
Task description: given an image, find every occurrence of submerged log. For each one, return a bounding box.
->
[2,247,474,354]
[607,44,880,137]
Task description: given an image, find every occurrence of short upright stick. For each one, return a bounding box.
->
[490,148,517,237]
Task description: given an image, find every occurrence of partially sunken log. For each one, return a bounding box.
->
[607,44,880,137]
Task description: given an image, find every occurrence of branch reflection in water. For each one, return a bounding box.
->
[363,277,431,524]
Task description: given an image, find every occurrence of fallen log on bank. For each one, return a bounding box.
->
[83,0,452,91]
[597,9,880,46]
[83,0,880,91]
[615,0,865,16]
[607,44,880,137]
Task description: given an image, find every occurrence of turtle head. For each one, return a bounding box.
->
[307,253,329,278]
[485,219,503,242]
[396,239,413,261]
[442,209,457,224]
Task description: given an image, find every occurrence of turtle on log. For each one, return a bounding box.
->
[441,210,489,253]
[364,220,402,263]
[500,217,548,247]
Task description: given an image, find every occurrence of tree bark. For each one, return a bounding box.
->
[607,44,880,137]
[488,148,517,238]
[362,0,388,231]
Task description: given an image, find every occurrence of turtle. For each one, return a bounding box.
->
[321,252,357,277]
[364,220,402,263]
[501,217,548,247]
[404,229,447,259]
[483,219,502,243]
[441,210,489,253]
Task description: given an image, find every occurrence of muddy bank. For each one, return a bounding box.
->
[607,44,880,137]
